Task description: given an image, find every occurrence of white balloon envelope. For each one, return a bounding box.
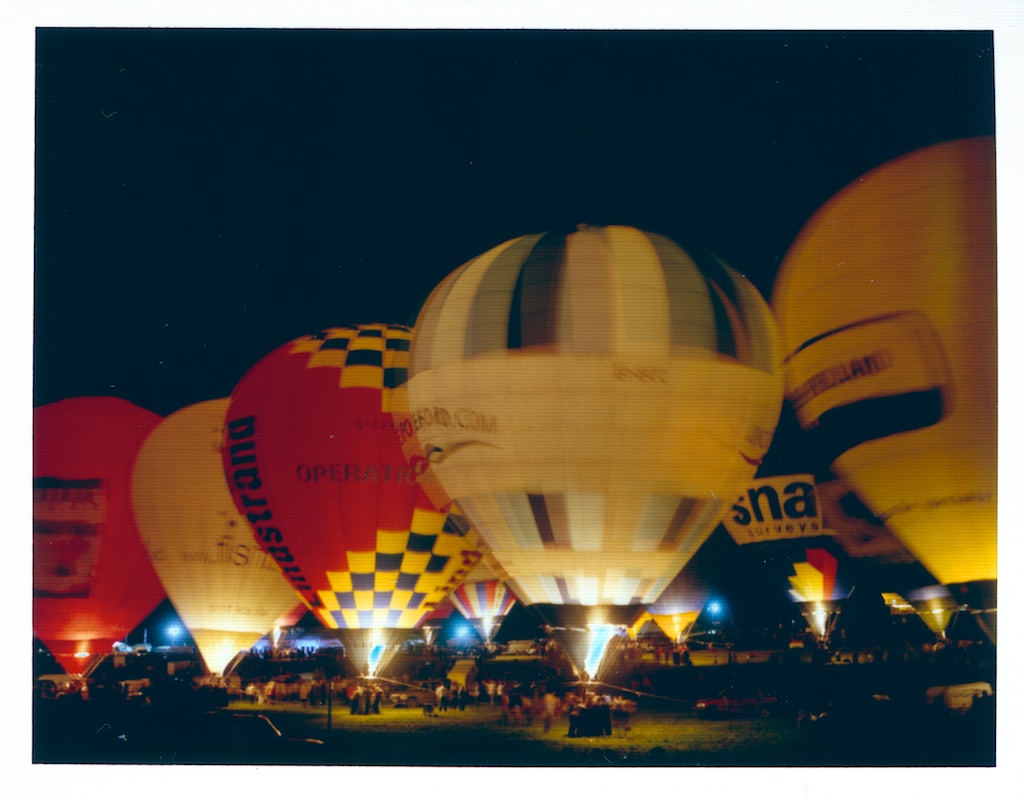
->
[132,398,305,675]
[400,224,785,640]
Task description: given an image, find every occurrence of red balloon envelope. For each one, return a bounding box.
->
[221,324,481,647]
[34,397,166,673]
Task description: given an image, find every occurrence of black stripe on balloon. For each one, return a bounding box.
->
[554,576,572,604]
[465,234,543,357]
[345,349,384,367]
[319,337,351,351]
[384,367,408,388]
[351,573,375,591]
[686,245,743,358]
[357,328,384,338]
[386,337,411,351]
[376,552,404,572]
[806,388,945,466]
[705,279,738,358]
[396,572,419,591]
[407,533,437,553]
[688,244,742,312]
[407,592,426,609]
[425,554,450,573]
[645,231,698,348]
[508,232,566,350]
[528,493,556,545]
[34,477,102,489]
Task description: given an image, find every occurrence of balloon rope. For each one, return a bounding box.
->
[567,678,691,706]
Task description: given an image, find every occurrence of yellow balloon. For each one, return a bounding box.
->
[772,137,996,615]
[132,399,303,675]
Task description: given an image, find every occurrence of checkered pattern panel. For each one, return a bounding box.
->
[287,324,413,407]
[314,516,479,629]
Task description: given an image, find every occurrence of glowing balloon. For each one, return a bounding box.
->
[34,397,166,673]
[446,557,518,642]
[400,224,785,678]
[816,479,962,641]
[771,137,996,640]
[221,323,482,677]
[644,525,740,642]
[132,399,304,675]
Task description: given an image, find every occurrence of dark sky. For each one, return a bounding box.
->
[34,29,996,472]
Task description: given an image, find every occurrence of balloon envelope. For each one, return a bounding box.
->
[222,324,481,634]
[132,398,305,675]
[402,224,785,632]
[34,397,166,673]
[447,557,517,642]
[771,137,996,634]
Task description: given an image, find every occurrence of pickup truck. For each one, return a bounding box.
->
[693,686,780,718]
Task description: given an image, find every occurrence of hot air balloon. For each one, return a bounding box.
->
[400,224,785,681]
[644,525,740,644]
[34,397,166,674]
[131,398,305,676]
[446,557,518,643]
[221,323,481,679]
[771,136,997,642]
[815,479,963,643]
[722,474,854,644]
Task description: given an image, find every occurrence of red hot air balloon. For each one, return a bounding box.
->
[221,324,481,678]
[34,397,166,674]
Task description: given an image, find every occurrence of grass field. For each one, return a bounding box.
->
[33,655,997,768]
[209,697,993,767]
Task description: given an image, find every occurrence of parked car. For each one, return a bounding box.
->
[924,682,993,715]
[99,710,325,764]
[35,673,87,701]
[693,686,780,718]
[390,690,422,708]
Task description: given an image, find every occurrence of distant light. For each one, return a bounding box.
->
[708,602,722,615]
[74,650,90,659]
[456,626,470,638]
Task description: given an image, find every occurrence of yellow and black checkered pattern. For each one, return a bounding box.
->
[287,324,412,411]
[315,506,480,629]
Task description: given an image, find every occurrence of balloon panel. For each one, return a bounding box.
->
[449,579,516,622]
[222,324,480,630]
[772,137,996,588]
[648,612,700,642]
[34,397,166,671]
[132,398,303,674]
[402,225,785,612]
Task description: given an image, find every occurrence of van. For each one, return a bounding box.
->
[924,681,993,714]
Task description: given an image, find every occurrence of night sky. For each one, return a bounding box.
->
[34,29,996,458]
